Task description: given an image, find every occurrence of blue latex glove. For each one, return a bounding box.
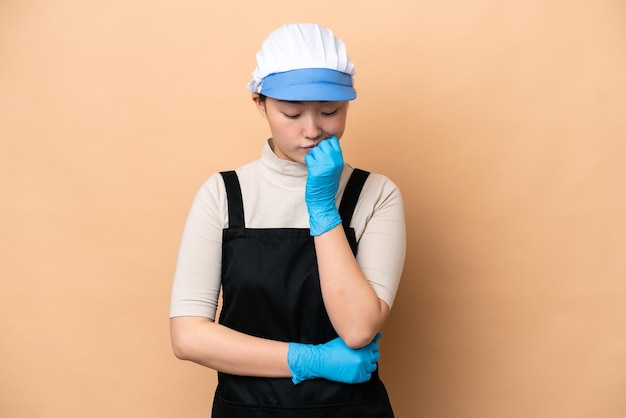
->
[287,334,381,385]
[304,136,344,236]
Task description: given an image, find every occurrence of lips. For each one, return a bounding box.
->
[303,136,331,151]
[304,140,324,149]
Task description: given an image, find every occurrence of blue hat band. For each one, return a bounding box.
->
[260,68,356,101]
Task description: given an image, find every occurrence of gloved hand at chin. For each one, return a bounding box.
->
[287,334,381,385]
[304,136,344,236]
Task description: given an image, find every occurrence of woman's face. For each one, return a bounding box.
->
[253,94,349,164]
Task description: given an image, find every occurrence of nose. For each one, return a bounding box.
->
[302,115,323,140]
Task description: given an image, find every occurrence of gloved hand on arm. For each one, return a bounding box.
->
[304,136,344,236]
[287,333,381,384]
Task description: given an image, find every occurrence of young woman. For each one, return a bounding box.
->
[170,23,406,417]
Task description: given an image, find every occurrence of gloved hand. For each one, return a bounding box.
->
[304,136,344,236]
[287,334,381,385]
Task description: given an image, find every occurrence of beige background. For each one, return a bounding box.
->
[1,1,625,417]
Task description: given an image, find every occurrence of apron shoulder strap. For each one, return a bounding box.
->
[221,168,370,230]
[339,168,370,227]
[220,171,245,229]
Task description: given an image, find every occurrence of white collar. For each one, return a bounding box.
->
[260,139,308,180]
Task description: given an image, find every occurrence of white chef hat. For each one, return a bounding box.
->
[246,23,357,101]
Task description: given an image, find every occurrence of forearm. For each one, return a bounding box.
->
[170,316,291,377]
[314,225,389,349]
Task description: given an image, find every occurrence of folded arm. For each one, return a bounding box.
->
[170,316,380,384]
[170,316,291,377]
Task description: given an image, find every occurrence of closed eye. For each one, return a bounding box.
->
[282,113,301,119]
[322,109,339,116]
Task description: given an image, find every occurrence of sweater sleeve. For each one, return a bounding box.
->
[169,174,227,320]
[353,174,406,308]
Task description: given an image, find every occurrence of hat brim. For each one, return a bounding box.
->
[261,84,356,101]
[259,68,357,101]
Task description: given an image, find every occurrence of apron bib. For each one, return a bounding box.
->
[212,169,394,418]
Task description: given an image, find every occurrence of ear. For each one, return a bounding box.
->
[251,93,267,119]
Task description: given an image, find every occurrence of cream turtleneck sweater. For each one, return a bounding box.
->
[170,141,406,320]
